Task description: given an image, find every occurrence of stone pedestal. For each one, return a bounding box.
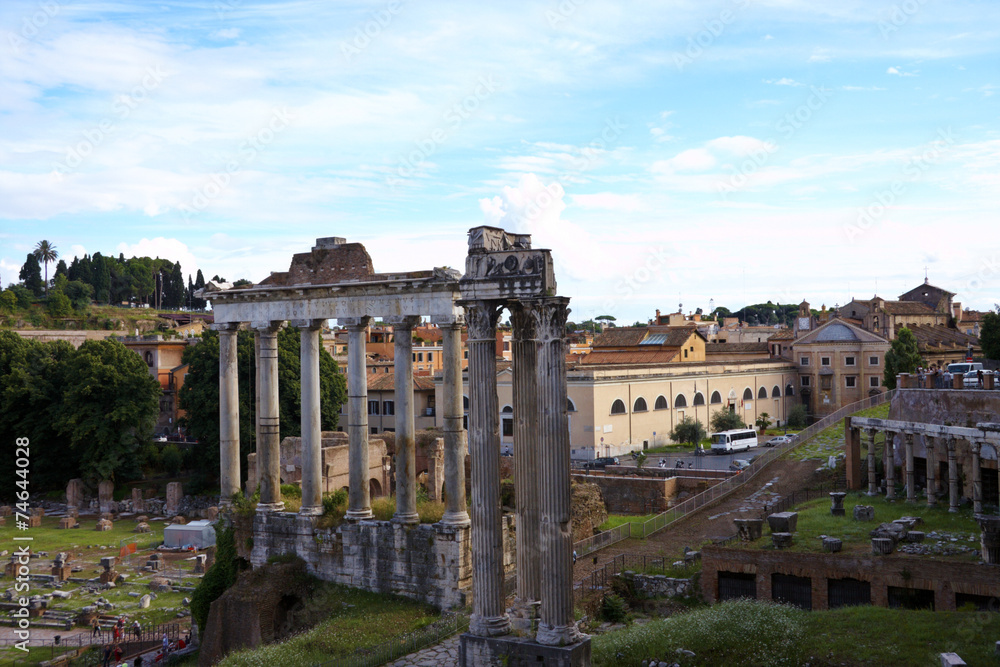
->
[772,532,793,549]
[58,517,75,529]
[822,537,842,553]
[853,505,874,521]
[734,518,764,541]
[98,480,114,514]
[767,512,798,534]
[66,479,84,514]
[976,515,1000,565]
[871,537,895,555]
[459,633,591,667]
[166,482,183,516]
[829,492,846,516]
[131,487,144,513]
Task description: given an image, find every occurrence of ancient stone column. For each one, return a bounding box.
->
[904,432,916,503]
[971,440,983,515]
[510,303,540,626]
[254,321,284,512]
[216,324,241,504]
[252,331,262,493]
[867,429,878,496]
[884,430,896,501]
[531,298,584,647]
[437,317,469,526]
[390,315,421,524]
[948,438,960,513]
[463,300,510,638]
[925,436,937,507]
[297,320,324,516]
[344,317,373,521]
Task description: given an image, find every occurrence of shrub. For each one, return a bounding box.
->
[600,593,629,623]
[191,522,247,631]
[0,290,15,313]
[281,483,302,498]
[161,444,184,476]
[47,292,72,317]
[324,489,347,513]
[787,404,808,429]
[710,409,745,432]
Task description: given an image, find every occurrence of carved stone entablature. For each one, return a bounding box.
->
[468,226,531,253]
[461,247,556,301]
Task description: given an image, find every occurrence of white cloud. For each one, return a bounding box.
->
[651,148,717,174]
[764,77,804,86]
[887,66,917,77]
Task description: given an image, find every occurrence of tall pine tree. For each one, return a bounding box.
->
[19,253,43,296]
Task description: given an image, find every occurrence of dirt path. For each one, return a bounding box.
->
[573,459,822,581]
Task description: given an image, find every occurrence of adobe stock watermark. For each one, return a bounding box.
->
[844,127,956,242]
[52,65,169,175]
[6,1,59,55]
[717,85,833,199]
[545,0,587,27]
[385,75,499,191]
[673,0,752,71]
[340,0,405,62]
[878,0,931,38]
[958,254,1000,300]
[178,108,293,221]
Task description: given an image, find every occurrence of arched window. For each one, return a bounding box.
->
[611,399,626,415]
[633,397,648,412]
[743,388,753,401]
[693,392,705,406]
[654,395,668,410]
[501,405,513,437]
[674,394,687,408]
[463,396,469,410]
[785,384,795,397]
[771,385,781,398]
[567,398,576,412]
[710,391,722,404]
[501,405,513,413]
[758,386,768,399]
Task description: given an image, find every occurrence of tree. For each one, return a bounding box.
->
[178,328,347,488]
[64,280,94,310]
[32,240,58,297]
[0,290,16,313]
[635,451,647,469]
[670,416,707,449]
[755,412,772,433]
[46,291,72,317]
[787,404,808,429]
[19,253,43,297]
[54,259,68,281]
[91,253,112,304]
[883,327,923,389]
[710,409,745,433]
[165,263,186,309]
[8,285,32,309]
[981,312,1000,361]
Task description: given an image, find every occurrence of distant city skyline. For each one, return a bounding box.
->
[1,1,997,323]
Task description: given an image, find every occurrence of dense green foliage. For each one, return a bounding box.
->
[18,253,43,296]
[710,408,745,433]
[786,403,808,429]
[191,521,246,631]
[0,332,160,493]
[179,328,347,490]
[755,411,772,432]
[981,310,1000,361]
[883,327,923,389]
[670,415,707,447]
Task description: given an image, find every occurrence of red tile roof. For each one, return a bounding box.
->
[367,372,436,392]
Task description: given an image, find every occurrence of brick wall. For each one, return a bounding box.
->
[701,545,1000,611]
[571,473,723,514]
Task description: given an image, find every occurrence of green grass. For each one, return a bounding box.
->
[788,403,890,461]
[732,492,981,558]
[593,599,1000,666]
[216,583,441,667]
[597,514,657,532]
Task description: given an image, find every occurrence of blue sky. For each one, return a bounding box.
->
[1,0,998,323]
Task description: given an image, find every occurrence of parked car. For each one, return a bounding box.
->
[729,459,752,473]
[765,435,794,447]
[583,456,620,470]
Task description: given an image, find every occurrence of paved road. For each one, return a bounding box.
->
[598,448,771,471]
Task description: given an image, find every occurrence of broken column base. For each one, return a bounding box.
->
[459,633,591,667]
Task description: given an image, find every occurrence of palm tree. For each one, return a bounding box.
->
[33,240,58,298]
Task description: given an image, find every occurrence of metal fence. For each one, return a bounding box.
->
[574,552,698,602]
[0,622,181,666]
[313,612,469,667]
[571,391,896,558]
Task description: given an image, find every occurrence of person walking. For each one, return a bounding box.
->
[133,620,141,641]
[92,617,102,639]
[162,633,169,656]
[102,644,112,667]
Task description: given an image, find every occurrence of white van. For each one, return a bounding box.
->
[710,429,758,454]
[948,362,985,387]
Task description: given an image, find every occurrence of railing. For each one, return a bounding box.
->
[313,612,469,667]
[8,623,182,667]
[571,390,896,558]
[574,553,698,602]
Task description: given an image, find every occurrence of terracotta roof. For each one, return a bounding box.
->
[577,349,680,365]
[592,326,698,349]
[767,330,795,341]
[907,325,979,350]
[367,372,436,392]
[706,342,770,354]
[960,310,986,322]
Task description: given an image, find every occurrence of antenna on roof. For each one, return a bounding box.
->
[924,266,929,284]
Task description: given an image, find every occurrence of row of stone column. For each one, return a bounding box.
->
[865,429,999,515]
[215,318,469,526]
[465,297,581,647]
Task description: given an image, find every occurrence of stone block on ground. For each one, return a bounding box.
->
[939,652,967,666]
[204,506,219,522]
[870,522,907,544]
[906,531,925,543]
[66,479,84,510]
[139,594,151,609]
[772,532,793,549]
[823,537,843,553]
[95,519,113,531]
[829,492,847,516]
[872,537,895,555]
[853,505,875,521]
[27,515,42,528]
[734,518,764,542]
[58,517,75,529]
[767,512,798,534]
[98,480,114,514]
[134,522,151,533]
[172,515,187,525]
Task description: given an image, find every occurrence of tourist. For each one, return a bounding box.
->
[102,644,112,667]
[133,620,141,641]
[114,643,123,663]
[162,633,169,655]
[92,617,102,639]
